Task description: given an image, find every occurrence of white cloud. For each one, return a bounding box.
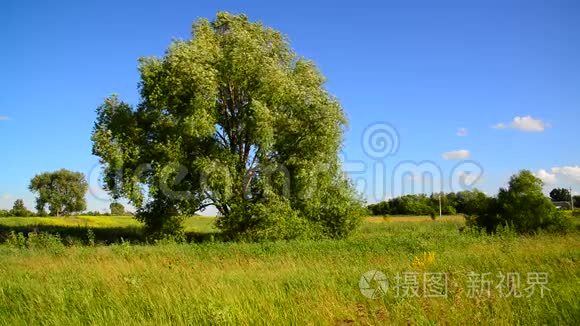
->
[535,165,580,185]
[442,149,470,160]
[535,169,557,184]
[0,116,9,121]
[551,166,580,184]
[493,115,547,132]
[512,116,547,132]
[456,128,468,136]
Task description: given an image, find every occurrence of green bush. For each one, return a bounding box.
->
[86,229,95,246]
[109,202,125,215]
[469,171,572,234]
[5,231,26,248]
[136,200,185,241]
[305,177,364,239]
[218,197,317,241]
[5,231,66,254]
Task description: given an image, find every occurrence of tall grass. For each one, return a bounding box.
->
[0,217,578,324]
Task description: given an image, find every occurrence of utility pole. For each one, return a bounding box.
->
[570,187,574,210]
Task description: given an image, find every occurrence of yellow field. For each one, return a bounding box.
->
[0,215,217,232]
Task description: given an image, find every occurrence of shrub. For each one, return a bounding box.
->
[469,171,572,233]
[218,197,317,241]
[87,229,96,246]
[304,176,364,239]
[136,200,185,241]
[5,231,66,254]
[5,231,26,248]
[109,202,125,216]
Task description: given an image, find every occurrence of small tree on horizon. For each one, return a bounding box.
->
[29,169,88,216]
[109,202,125,216]
[10,199,31,217]
[549,188,571,202]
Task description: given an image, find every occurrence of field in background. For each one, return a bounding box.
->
[0,215,217,232]
[366,215,465,223]
[0,215,218,244]
[0,215,461,244]
[0,215,462,227]
[0,215,578,324]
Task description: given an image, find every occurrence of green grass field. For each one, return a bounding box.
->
[0,215,578,324]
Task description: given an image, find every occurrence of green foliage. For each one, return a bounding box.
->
[463,196,499,231]
[218,196,315,241]
[10,199,32,217]
[549,187,571,202]
[84,211,109,216]
[470,170,572,233]
[368,200,390,216]
[5,231,65,254]
[5,231,26,247]
[136,200,186,241]
[388,194,433,215]
[0,209,9,217]
[29,169,88,216]
[368,192,459,216]
[452,190,489,216]
[91,12,362,240]
[109,202,125,215]
[368,190,494,219]
[86,229,95,246]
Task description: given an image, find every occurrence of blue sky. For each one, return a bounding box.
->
[1,0,579,211]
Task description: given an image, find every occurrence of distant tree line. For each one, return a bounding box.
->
[367,190,489,217]
[368,171,573,233]
[0,199,132,217]
[0,199,34,217]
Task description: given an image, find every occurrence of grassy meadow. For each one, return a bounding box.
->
[0,215,579,325]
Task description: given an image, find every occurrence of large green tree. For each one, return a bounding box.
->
[29,169,88,216]
[92,12,362,239]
